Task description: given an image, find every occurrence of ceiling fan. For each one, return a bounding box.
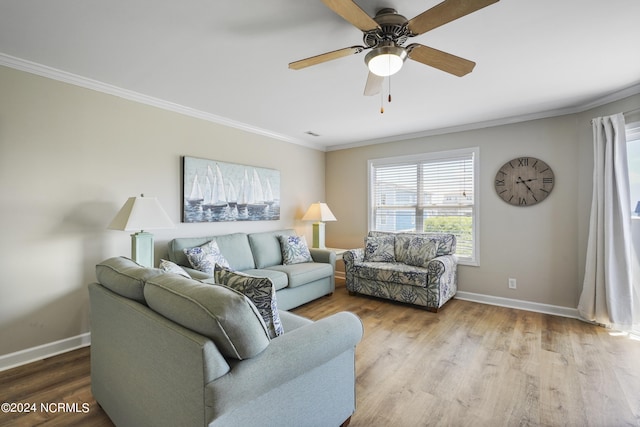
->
[289,0,500,96]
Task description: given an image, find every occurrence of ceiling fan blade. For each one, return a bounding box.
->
[364,72,383,96]
[407,0,499,36]
[407,44,476,77]
[289,46,364,70]
[321,0,380,32]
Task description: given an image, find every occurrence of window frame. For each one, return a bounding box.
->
[627,120,640,217]
[368,147,480,266]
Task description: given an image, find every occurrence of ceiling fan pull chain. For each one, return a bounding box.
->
[388,75,392,103]
[380,88,384,114]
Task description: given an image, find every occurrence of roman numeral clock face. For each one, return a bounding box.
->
[494,157,555,206]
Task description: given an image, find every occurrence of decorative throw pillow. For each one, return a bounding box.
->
[183,240,230,274]
[277,235,313,265]
[364,235,396,262]
[403,236,440,268]
[159,259,191,278]
[214,266,284,338]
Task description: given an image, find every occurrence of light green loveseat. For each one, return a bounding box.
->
[89,257,363,427]
[167,229,336,310]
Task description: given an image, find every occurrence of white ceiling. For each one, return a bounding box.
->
[1,0,639,151]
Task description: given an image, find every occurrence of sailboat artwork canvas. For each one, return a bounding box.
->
[183,156,280,223]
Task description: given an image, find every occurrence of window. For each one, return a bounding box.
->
[368,147,479,265]
[627,120,640,217]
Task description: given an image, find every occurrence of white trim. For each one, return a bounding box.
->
[455,291,580,319]
[0,332,91,372]
[0,53,324,152]
[2,53,638,154]
[328,83,640,152]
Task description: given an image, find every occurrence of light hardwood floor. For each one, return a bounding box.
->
[2,282,639,426]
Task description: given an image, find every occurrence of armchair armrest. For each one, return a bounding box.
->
[426,254,458,279]
[206,311,363,412]
[343,248,364,265]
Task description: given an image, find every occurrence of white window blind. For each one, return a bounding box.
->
[369,147,479,265]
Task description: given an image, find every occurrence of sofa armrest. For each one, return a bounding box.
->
[181,266,212,280]
[309,248,336,265]
[206,311,363,412]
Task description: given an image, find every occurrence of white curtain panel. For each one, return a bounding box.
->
[578,113,638,331]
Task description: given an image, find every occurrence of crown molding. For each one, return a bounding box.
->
[3,52,638,153]
[0,53,325,151]
[327,83,640,151]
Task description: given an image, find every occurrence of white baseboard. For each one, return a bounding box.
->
[455,291,580,319]
[0,332,91,372]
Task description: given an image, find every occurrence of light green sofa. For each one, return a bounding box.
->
[167,229,336,310]
[89,257,363,427]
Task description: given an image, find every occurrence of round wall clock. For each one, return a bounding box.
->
[494,156,555,206]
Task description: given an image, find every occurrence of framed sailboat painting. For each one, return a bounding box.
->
[182,156,280,223]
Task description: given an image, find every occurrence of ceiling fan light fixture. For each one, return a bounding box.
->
[365,42,407,77]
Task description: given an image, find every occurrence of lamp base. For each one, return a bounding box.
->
[311,222,326,249]
[131,231,154,268]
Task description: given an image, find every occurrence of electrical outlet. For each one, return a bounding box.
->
[508,278,517,289]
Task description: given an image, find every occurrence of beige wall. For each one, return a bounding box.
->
[326,93,640,309]
[1,62,637,358]
[0,66,326,355]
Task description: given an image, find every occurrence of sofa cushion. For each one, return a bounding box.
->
[351,261,429,288]
[248,229,296,268]
[395,235,440,268]
[95,257,164,304]
[144,274,270,360]
[159,259,191,278]
[240,269,289,291]
[278,235,313,265]
[184,240,230,274]
[169,233,256,271]
[364,235,396,262]
[213,267,284,338]
[266,262,333,288]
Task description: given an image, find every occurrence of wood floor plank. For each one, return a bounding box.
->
[2,281,640,426]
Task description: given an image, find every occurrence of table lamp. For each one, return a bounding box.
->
[108,194,174,267]
[302,202,336,249]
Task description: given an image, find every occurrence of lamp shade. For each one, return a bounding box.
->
[108,195,174,232]
[302,202,336,222]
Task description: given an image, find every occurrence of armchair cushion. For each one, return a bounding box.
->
[363,235,396,262]
[395,235,439,268]
[351,262,429,288]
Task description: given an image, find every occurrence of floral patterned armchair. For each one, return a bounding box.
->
[343,231,458,312]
